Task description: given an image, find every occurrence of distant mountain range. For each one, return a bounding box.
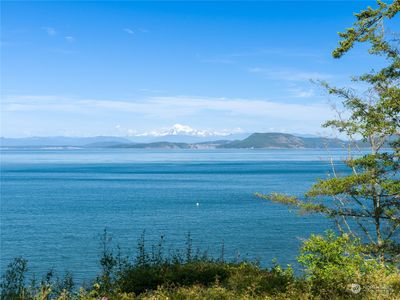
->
[134,124,232,138]
[0,124,250,146]
[0,136,131,147]
[122,124,250,143]
[218,133,349,149]
[1,132,362,149]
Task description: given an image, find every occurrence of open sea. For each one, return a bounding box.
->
[0,148,351,282]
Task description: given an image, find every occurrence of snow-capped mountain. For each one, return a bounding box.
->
[0,125,250,146]
[129,124,249,143]
[136,124,233,137]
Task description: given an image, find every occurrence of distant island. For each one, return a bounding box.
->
[0,132,367,149]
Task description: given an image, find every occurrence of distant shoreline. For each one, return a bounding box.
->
[1,132,373,149]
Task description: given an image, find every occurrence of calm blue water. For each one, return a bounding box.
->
[1,149,351,282]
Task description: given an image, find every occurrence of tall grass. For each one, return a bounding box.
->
[1,230,399,300]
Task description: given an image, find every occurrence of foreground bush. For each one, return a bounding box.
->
[1,231,399,300]
[297,231,400,299]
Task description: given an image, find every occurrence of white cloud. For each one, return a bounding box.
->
[289,87,315,98]
[2,94,334,122]
[42,27,57,36]
[248,67,332,82]
[65,36,75,43]
[123,28,134,35]
[2,94,338,136]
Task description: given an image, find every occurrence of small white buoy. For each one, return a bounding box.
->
[196,202,199,207]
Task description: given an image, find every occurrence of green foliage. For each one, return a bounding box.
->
[333,0,399,59]
[0,258,75,300]
[297,231,390,298]
[0,232,297,300]
[224,261,294,297]
[97,228,118,295]
[295,232,400,299]
[256,0,400,262]
[117,260,231,295]
[96,231,293,296]
[3,232,400,299]
[0,257,28,300]
[255,192,331,215]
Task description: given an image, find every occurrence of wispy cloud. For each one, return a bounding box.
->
[2,94,338,136]
[230,48,324,59]
[200,57,236,64]
[65,36,76,43]
[47,48,77,54]
[248,67,332,82]
[139,88,165,94]
[123,28,134,35]
[200,47,326,65]
[288,87,315,98]
[137,28,149,33]
[3,94,334,122]
[123,27,149,35]
[42,27,57,36]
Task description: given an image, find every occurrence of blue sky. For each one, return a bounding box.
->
[1,1,393,137]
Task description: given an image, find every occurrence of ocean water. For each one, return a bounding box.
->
[0,148,351,282]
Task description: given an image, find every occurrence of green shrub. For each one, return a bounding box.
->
[225,261,294,296]
[0,258,75,300]
[116,261,230,295]
[0,257,28,300]
[2,231,399,300]
[297,231,400,299]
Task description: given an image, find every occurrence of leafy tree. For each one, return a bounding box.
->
[0,258,28,300]
[256,0,400,262]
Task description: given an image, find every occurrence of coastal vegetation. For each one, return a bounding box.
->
[256,0,400,264]
[1,231,400,299]
[1,0,399,299]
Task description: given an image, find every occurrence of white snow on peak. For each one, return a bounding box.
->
[135,124,239,137]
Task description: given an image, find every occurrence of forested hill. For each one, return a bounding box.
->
[110,133,356,149]
[218,133,352,149]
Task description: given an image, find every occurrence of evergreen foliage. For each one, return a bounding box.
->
[256,0,400,262]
